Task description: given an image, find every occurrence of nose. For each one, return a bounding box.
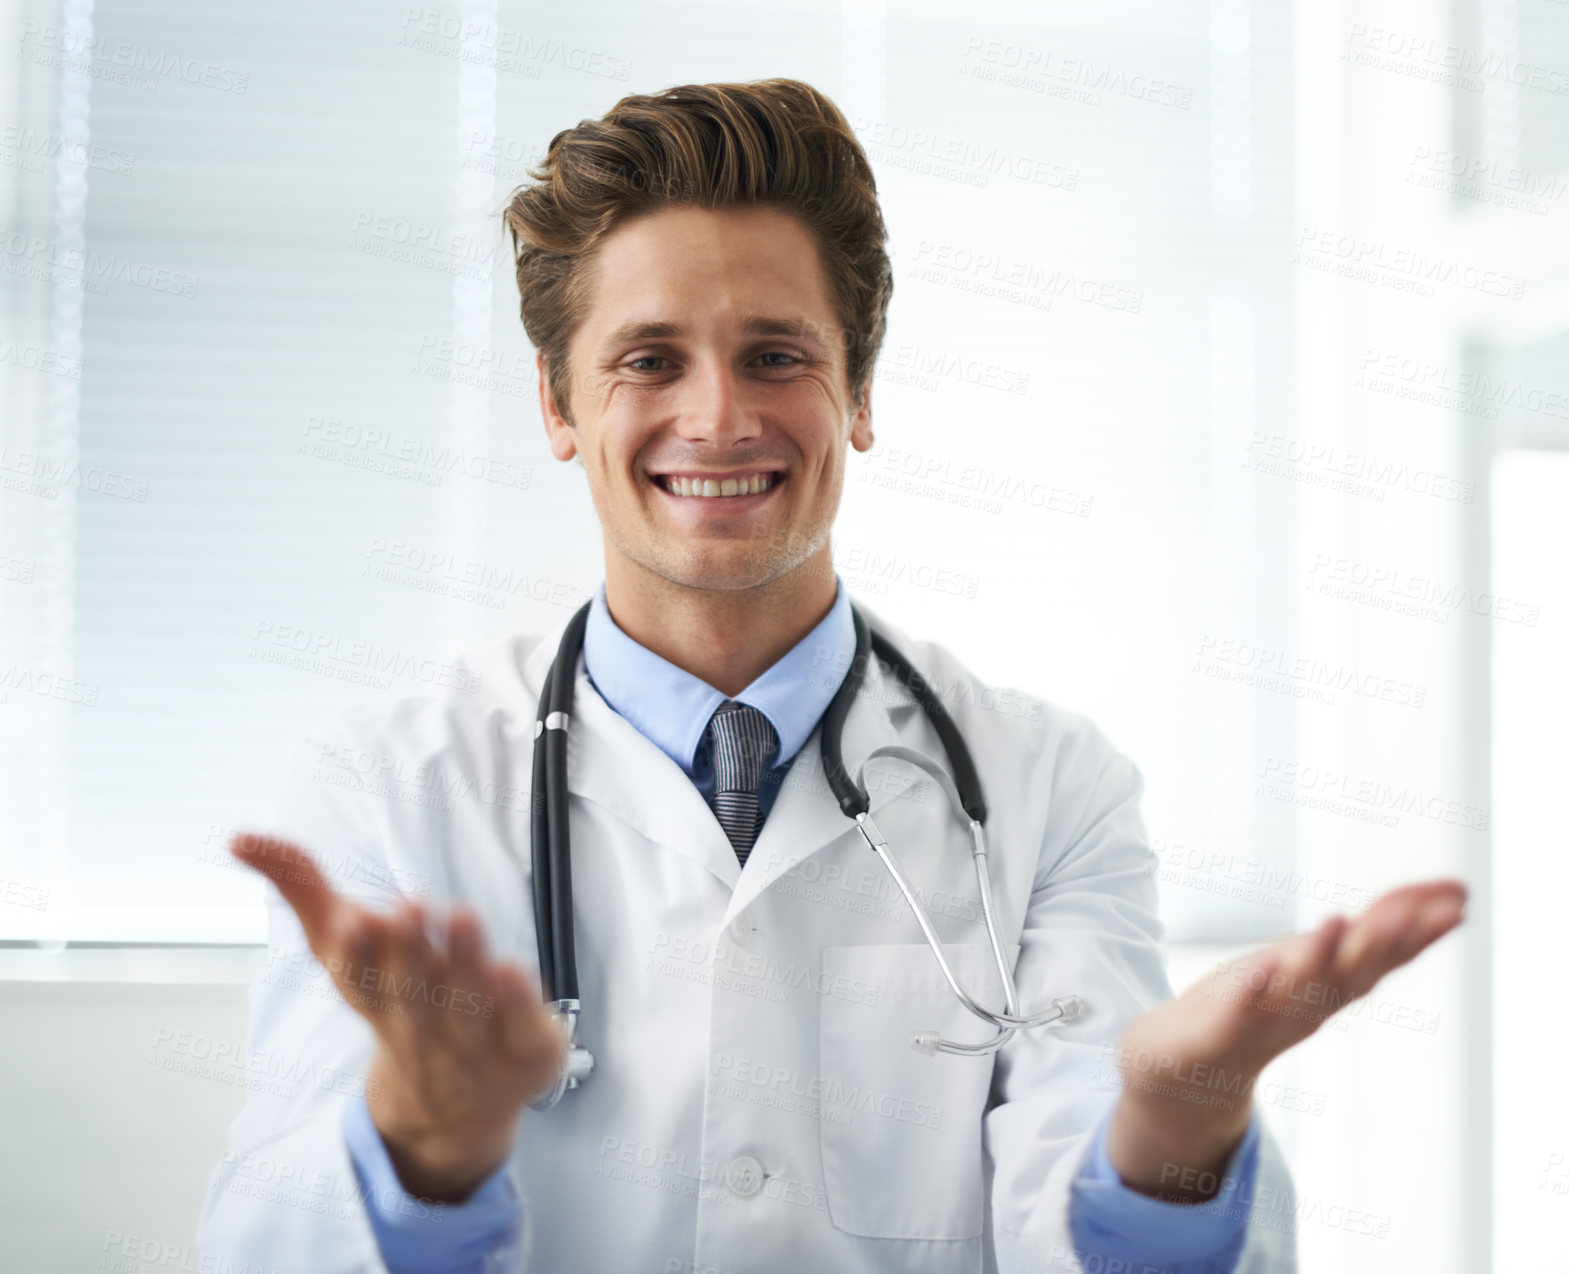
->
[673,356,761,446]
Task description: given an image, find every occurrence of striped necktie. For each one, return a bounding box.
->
[704,700,779,866]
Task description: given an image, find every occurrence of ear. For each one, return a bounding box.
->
[848,380,874,453]
[537,352,578,462]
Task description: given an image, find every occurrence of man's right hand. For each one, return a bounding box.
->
[230,832,567,1203]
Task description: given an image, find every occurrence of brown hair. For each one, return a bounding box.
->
[502,78,893,425]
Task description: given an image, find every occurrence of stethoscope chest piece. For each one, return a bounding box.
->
[529,998,594,1111]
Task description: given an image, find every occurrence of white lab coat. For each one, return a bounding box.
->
[196,599,1299,1273]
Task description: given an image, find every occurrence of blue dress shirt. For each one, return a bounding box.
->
[343,574,1260,1271]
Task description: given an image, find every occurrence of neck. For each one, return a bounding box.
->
[603,548,839,698]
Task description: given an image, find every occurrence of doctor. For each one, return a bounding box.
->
[197,78,1465,1273]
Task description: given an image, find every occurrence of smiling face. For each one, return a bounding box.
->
[537,204,874,598]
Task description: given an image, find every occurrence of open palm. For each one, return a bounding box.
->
[1106,877,1468,1200]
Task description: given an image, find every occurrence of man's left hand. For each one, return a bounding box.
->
[1104,877,1467,1203]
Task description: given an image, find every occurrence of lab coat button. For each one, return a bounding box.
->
[728,916,756,945]
[725,1155,764,1197]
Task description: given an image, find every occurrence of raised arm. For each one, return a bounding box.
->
[195,716,564,1273]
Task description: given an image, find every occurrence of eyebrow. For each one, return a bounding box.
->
[599,314,834,352]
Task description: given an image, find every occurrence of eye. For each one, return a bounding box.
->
[627,351,806,373]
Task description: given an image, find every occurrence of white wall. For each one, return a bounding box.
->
[0,954,257,1272]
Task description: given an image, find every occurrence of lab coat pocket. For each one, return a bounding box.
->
[818,941,1019,1242]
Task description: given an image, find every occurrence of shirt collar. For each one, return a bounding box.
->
[581,574,855,779]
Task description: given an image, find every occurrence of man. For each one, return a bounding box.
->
[196,79,1465,1272]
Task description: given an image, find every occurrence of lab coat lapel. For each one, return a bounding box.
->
[519,606,920,907]
[521,632,745,892]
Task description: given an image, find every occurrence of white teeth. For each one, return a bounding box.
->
[661,473,776,498]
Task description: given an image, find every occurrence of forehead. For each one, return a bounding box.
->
[577,204,841,349]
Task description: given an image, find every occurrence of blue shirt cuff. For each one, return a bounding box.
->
[1068,1104,1261,1271]
[341,1089,524,1274]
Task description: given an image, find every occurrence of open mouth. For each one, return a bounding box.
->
[651,470,785,500]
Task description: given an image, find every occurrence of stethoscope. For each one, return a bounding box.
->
[527,599,1085,1110]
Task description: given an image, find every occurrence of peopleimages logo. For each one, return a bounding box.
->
[859,446,1094,520]
[396,8,632,81]
[248,621,482,694]
[0,226,199,298]
[1353,346,1569,420]
[1256,757,1489,831]
[0,125,136,175]
[16,21,250,94]
[957,36,1195,110]
[1294,226,1526,299]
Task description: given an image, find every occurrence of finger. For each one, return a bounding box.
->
[1354,878,1468,940]
[1281,913,1349,1029]
[1332,892,1420,998]
[1332,881,1465,998]
[1311,911,1348,966]
[446,907,488,978]
[440,908,495,1046]
[373,899,444,1039]
[495,963,554,1061]
[1214,916,1346,1058]
[1376,877,1468,911]
[1270,912,1346,986]
[1387,888,1467,967]
[1290,912,1347,999]
[230,832,341,944]
[330,908,418,1042]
